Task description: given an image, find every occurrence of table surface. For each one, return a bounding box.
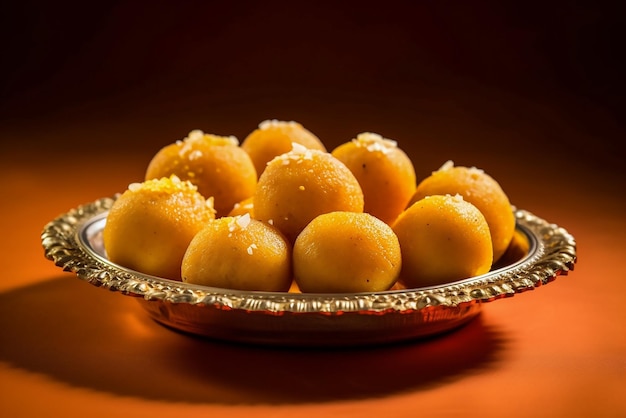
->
[2,111,624,418]
[1,2,625,417]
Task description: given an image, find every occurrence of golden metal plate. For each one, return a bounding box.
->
[42,197,577,346]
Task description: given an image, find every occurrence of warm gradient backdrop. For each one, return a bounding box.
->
[1,1,624,417]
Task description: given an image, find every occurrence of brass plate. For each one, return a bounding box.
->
[42,197,577,347]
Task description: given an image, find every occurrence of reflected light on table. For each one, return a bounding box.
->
[0,274,509,405]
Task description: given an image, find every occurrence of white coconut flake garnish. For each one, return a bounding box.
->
[205,197,216,214]
[178,138,195,157]
[128,182,142,192]
[224,135,240,146]
[246,243,258,255]
[227,214,251,233]
[127,174,197,194]
[259,119,298,130]
[290,142,308,154]
[182,130,239,148]
[188,150,203,160]
[236,213,251,229]
[271,142,315,166]
[353,132,398,154]
[187,130,204,141]
[437,160,455,172]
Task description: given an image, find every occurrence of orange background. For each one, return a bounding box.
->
[1,2,624,417]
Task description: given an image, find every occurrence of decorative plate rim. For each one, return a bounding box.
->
[41,196,577,314]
